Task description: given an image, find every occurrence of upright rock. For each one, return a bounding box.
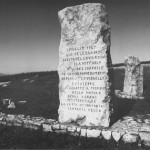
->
[123,56,143,97]
[58,3,116,127]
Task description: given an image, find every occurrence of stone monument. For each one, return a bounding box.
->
[115,55,144,100]
[58,3,116,127]
[123,55,143,97]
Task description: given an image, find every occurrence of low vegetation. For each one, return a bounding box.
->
[0,66,150,149]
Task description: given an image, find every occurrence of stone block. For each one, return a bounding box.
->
[60,124,68,130]
[43,124,53,132]
[102,130,112,140]
[140,124,150,132]
[80,128,87,137]
[87,129,101,138]
[112,131,121,142]
[52,124,60,130]
[67,126,77,132]
[122,133,139,143]
[139,132,150,147]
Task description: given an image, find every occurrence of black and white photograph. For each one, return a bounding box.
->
[0,0,150,149]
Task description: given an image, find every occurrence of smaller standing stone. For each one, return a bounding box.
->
[123,56,143,97]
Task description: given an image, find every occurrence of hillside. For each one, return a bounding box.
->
[0,71,59,119]
[0,66,150,120]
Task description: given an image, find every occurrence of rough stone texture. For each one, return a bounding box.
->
[60,124,68,130]
[52,124,60,130]
[102,130,111,140]
[112,131,121,142]
[115,90,144,100]
[122,133,139,143]
[123,56,143,97]
[140,123,150,132]
[58,3,116,127]
[87,129,101,138]
[44,119,56,124]
[126,127,139,135]
[43,124,53,132]
[139,132,150,147]
[80,128,87,137]
[77,127,81,133]
[67,126,77,132]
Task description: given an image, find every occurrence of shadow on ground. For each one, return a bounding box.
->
[115,97,136,121]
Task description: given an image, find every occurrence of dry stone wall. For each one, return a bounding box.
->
[1,112,150,147]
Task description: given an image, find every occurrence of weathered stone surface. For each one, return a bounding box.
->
[112,131,121,142]
[18,114,25,119]
[58,3,116,127]
[52,124,60,130]
[67,126,77,132]
[87,129,101,138]
[128,120,142,128]
[122,134,139,143]
[43,124,53,132]
[80,128,87,137]
[33,122,42,127]
[139,132,150,147]
[77,127,81,133]
[102,130,111,140]
[6,114,15,122]
[44,119,56,124]
[23,119,31,128]
[13,116,23,126]
[123,116,134,121]
[126,127,139,135]
[115,90,144,100]
[60,124,68,130]
[123,56,143,97]
[144,119,150,124]
[140,123,150,132]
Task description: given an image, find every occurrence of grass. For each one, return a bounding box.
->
[0,66,150,149]
[0,71,59,119]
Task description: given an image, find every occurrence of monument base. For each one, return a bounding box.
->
[115,90,144,100]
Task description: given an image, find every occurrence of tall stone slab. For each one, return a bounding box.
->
[58,3,116,127]
[123,56,143,97]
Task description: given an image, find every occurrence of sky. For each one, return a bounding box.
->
[0,0,150,74]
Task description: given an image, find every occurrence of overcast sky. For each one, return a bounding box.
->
[0,0,150,74]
